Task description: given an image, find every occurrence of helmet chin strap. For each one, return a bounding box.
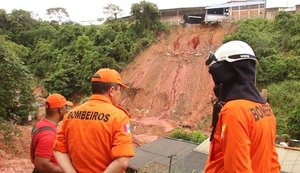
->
[210,83,224,141]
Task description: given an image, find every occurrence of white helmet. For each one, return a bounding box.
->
[205,40,257,66]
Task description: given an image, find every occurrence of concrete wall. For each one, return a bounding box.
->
[296,5,300,13]
[160,7,206,25]
[160,7,205,17]
[266,6,299,20]
[160,16,183,25]
[265,8,280,19]
[230,7,265,21]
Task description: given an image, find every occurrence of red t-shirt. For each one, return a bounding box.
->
[30,118,58,165]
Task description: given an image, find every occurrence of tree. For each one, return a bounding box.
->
[46,7,70,24]
[29,40,58,78]
[130,1,161,29]
[103,3,123,20]
[0,9,9,34]
[0,35,34,119]
[7,9,39,45]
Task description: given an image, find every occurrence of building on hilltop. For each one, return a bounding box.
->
[265,3,300,19]
[121,0,300,25]
[159,7,206,25]
[205,0,265,23]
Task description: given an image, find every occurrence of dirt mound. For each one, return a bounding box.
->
[120,24,235,144]
[0,125,33,173]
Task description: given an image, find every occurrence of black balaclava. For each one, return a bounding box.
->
[208,59,265,141]
[209,59,265,103]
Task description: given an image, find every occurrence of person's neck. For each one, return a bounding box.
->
[94,93,113,104]
[215,81,265,103]
[45,115,59,125]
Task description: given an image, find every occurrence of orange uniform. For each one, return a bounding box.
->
[54,94,134,173]
[205,99,280,173]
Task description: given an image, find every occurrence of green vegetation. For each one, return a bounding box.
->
[0,118,22,146]
[0,35,34,118]
[225,12,300,138]
[268,81,300,139]
[0,2,167,120]
[131,1,161,30]
[169,128,207,144]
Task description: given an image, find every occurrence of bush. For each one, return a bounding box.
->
[286,110,300,139]
[0,118,22,146]
[268,80,300,138]
[169,128,207,143]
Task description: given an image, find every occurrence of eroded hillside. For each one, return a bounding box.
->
[0,23,235,172]
[119,24,235,144]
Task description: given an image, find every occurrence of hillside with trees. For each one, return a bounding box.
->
[0,1,166,119]
[0,5,299,139]
[0,1,300,171]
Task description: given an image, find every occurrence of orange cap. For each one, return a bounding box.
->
[46,93,73,108]
[91,68,128,88]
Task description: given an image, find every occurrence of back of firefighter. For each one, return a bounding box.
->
[53,68,134,173]
[204,40,281,173]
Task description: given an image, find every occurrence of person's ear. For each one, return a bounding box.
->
[109,86,115,97]
[58,108,62,114]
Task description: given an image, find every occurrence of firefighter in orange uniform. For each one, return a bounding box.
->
[204,40,280,173]
[53,68,134,173]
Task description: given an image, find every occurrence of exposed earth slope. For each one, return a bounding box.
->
[120,24,235,144]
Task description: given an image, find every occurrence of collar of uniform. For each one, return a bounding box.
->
[115,104,131,118]
[88,94,131,118]
[89,94,112,104]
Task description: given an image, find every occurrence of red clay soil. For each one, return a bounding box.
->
[0,125,33,173]
[120,23,235,144]
[0,23,235,172]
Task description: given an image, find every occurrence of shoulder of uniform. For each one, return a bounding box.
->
[114,104,131,118]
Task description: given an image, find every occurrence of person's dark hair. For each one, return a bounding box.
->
[92,82,120,94]
[46,108,57,117]
[45,102,62,117]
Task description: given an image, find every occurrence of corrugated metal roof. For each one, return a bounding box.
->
[206,0,265,9]
[128,137,208,172]
[129,137,300,173]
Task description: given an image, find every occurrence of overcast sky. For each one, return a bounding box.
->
[0,0,300,23]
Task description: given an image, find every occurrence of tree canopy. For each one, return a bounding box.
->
[46,7,70,24]
[0,35,34,118]
[103,3,123,20]
[131,0,161,29]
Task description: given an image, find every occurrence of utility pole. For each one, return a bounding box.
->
[168,154,176,173]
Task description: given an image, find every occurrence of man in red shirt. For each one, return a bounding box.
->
[204,40,280,172]
[30,93,72,173]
